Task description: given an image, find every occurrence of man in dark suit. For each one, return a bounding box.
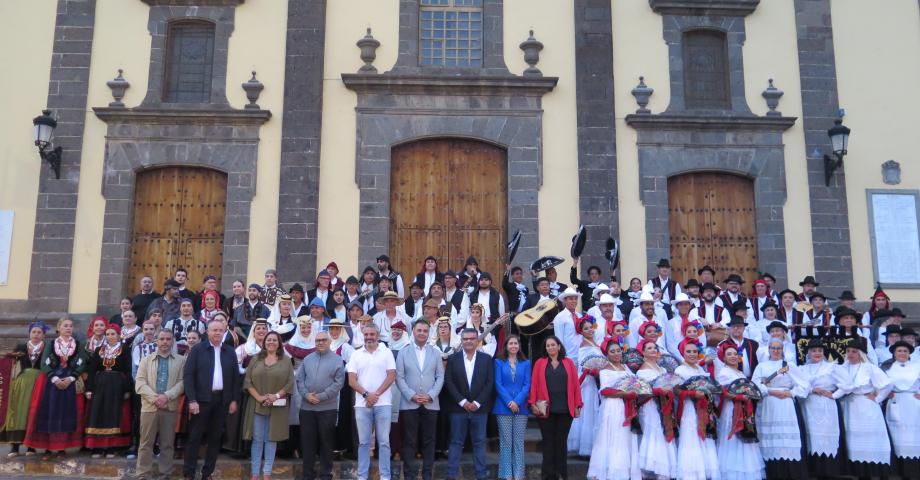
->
[182,318,241,480]
[444,328,495,480]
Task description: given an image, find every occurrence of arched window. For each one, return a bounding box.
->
[163,21,216,103]
[682,29,730,110]
[419,0,483,67]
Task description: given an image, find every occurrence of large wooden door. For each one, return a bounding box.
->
[668,173,758,286]
[128,167,227,292]
[390,139,507,278]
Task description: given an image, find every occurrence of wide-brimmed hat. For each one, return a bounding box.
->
[328,317,346,327]
[684,279,701,289]
[727,315,747,327]
[700,282,719,294]
[838,290,856,301]
[724,274,744,285]
[656,258,671,268]
[844,337,867,353]
[557,287,581,301]
[671,292,692,305]
[766,320,788,332]
[889,340,915,355]
[423,299,441,309]
[597,293,617,305]
[799,276,819,287]
[697,265,716,276]
[637,290,655,303]
[834,306,858,322]
[761,301,779,312]
[592,283,610,298]
[380,291,404,305]
[805,337,827,352]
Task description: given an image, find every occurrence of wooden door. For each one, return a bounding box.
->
[128,167,227,293]
[390,139,507,279]
[668,173,758,286]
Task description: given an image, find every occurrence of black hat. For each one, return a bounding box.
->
[844,337,867,353]
[478,272,492,281]
[248,283,263,292]
[700,282,719,294]
[838,290,856,301]
[761,300,779,312]
[444,270,457,278]
[883,325,903,336]
[409,281,424,290]
[874,309,893,321]
[376,254,391,263]
[900,327,918,337]
[724,274,745,285]
[810,292,827,302]
[889,340,915,355]
[805,337,827,352]
[684,278,701,289]
[727,315,747,326]
[891,308,906,318]
[834,306,858,321]
[777,288,797,300]
[164,279,181,288]
[731,300,749,312]
[760,272,777,283]
[799,275,819,287]
[465,256,479,267]
[570,225,587,258]
[697,265,716,276]
[656,258,671,268]
[346,276,359,284]
[766,320,788,333]
[289,283,305,293]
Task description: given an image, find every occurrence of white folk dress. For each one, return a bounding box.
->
[840,361,892,466]
[674,364,721,480]
[637,366,678,480]
[587,367,640,480]
[715,367,765,480]
[751,358,808,478]
[886,360,920,478]
[568,343,602,456]
[797,360,848,463]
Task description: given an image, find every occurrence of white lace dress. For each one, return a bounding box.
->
[568,343,602,456]
[715,367,765,480]
[841,361,892,465]
[674,364,721,480]
[586,367,640,480]
[636,367,678,480]
[797,361,847,459]
[886,361,920,461]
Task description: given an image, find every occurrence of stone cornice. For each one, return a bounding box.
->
[141,0,244,6]
[93,106,271,126]
[341,73,558,96]
[648,0,759,16]
[625,112,796,131]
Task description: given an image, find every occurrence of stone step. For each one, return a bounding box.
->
[0,450,590,479]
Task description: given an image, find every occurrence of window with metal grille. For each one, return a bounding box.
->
[682,29,731,110]
[419,0,483,67]
[163,21,215,103]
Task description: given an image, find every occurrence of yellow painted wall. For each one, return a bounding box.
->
[316,0,581,277]
[613,0,815,290]
[67,0,289,312]
[0,0,60,298]
[833,0,920,301]
[744,0,815,289]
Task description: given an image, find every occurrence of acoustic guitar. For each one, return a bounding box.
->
[514,299,562,336]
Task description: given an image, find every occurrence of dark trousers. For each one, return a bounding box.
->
[183,393,229,478]
[447,412,487,480]
[538,413,573,480]
[299,409,337,480]
[401,407,438,480]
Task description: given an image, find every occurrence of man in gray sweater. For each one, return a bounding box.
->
[295,331,345,480]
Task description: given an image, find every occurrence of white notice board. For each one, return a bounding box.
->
[0,211,12,285]
[868,190,920,287]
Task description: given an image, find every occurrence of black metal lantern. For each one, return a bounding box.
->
[823,118,850,186]
[32,109,62,179]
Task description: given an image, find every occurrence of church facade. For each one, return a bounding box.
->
[1,0,919,320]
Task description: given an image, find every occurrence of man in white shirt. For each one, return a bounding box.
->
[647,258,682,303]
[443,328,494,480]
[373,291,412,343]
[591,293,623,344]
[347,323,397,480]
[697,282,731,327]
[628,290,669,348]
[552,288,583,358]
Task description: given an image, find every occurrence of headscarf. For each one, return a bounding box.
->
[28,321,50,334]
[201,289,221,310]
[389,321,411,351]
[241,319,268,357]
[287,315,317,350]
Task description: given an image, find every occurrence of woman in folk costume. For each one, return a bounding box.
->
[198,289,222,323]
[84,323,133,457]
[324,261,345,292]
[388,320,411,459]
[0,322,49,457]
[567,316,602,457]
[797,337,849,478]
[885,340,920,479]
[85,316,107,356]
[283,315,316,457]
[747,280,772,326]
[839,337,892,478]
[861,286,890,327]
[755,321,796,365]
[833,306,878,365]
[751,338,809,479]
[224,318,268,456]
[714,343,765,480]
[635,339,678,480]
[674,338,720,480]
[327,288,348,321]
[267,294,299,343]
[432,315,458,457]
[586,336,640,480]
[327,318,357,457]
[459,303,497,356]
[24,317,89,458]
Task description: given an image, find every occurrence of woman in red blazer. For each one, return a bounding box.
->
[528,335,582,480]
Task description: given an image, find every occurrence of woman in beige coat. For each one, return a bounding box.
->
[243,331,294,480]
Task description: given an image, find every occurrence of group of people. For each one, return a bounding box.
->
[0,254,917,480]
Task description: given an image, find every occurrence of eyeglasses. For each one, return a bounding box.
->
[315,338,329,342]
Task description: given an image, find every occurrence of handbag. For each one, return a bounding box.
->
[271,397,287,407]
[532,399,548,417]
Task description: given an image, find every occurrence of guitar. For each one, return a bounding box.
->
[478,313,510,343]
[514,298,562,336]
